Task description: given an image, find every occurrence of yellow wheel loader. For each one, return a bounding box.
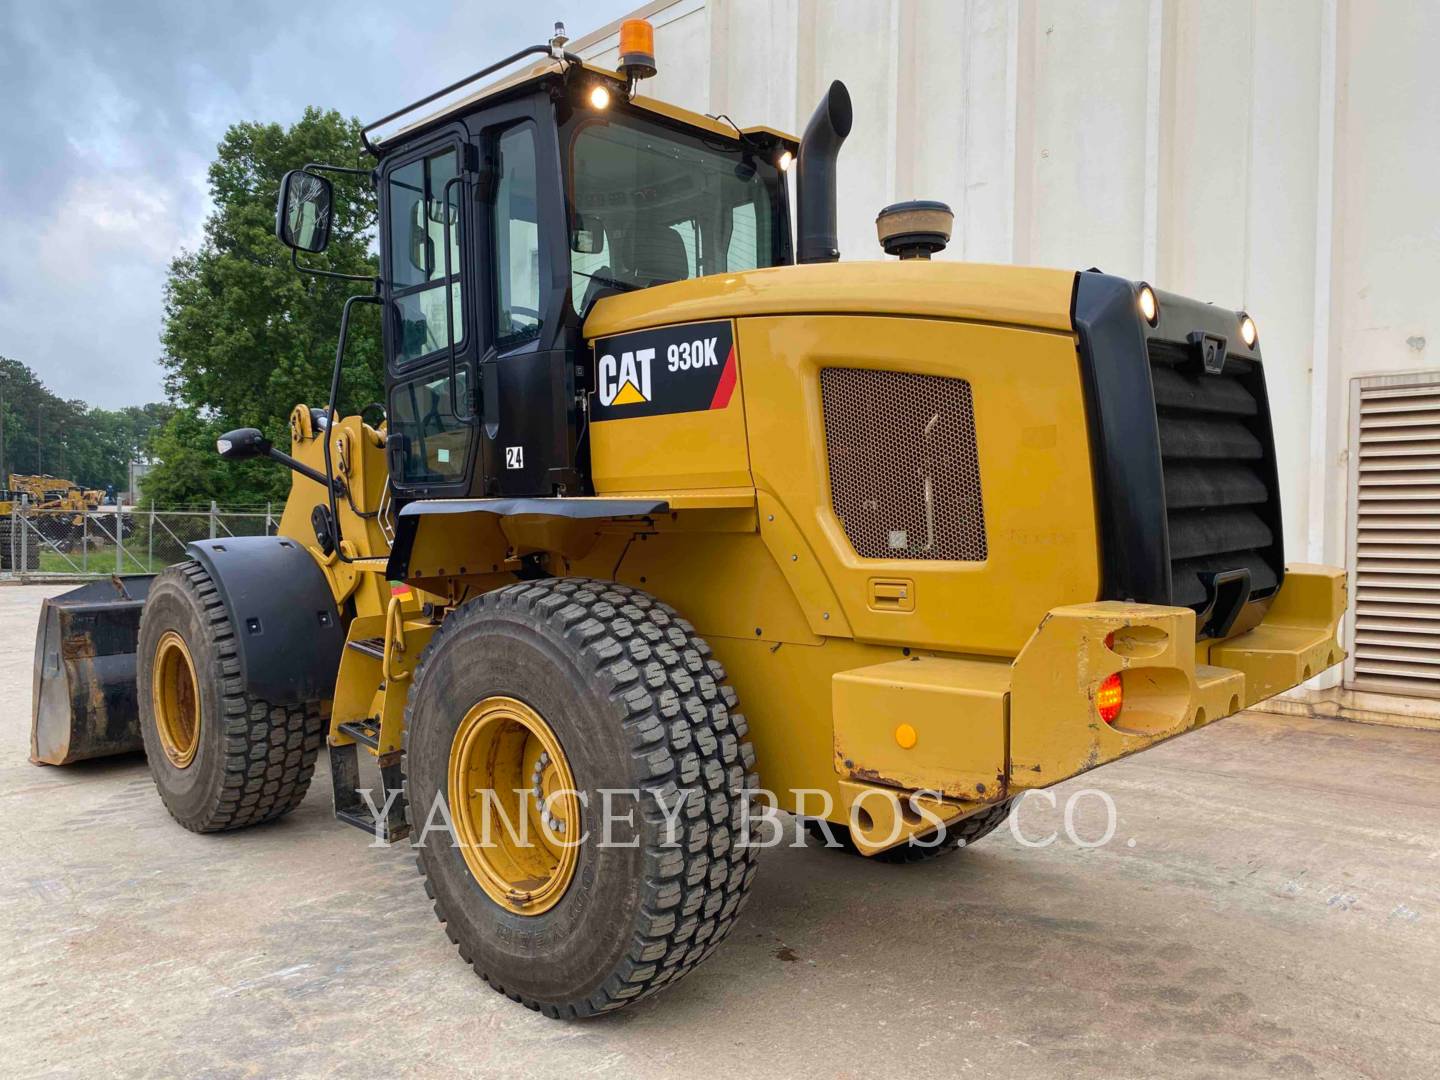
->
[2,474,108,567]
[32,20,1347,1017]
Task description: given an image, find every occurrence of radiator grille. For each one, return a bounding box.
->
[1148,340,1283,611]
[820,368,987,561]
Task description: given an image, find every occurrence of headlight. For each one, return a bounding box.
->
[1240,313,1258,348]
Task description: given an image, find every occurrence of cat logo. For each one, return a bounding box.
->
[591,320,737,422]
[597,347,653,406]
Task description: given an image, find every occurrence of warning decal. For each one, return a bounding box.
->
[591,320,737,421]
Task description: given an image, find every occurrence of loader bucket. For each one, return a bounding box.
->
[31,575,155,766]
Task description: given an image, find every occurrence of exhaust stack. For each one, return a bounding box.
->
[796,80,853,264]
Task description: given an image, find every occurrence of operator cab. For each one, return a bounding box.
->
[275,25,794,505]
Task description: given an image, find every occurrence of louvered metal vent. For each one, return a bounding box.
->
[1148,340,1284,612]
[820,368,987,561]
[1346,374,1440,699]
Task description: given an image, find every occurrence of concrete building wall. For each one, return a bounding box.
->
[573,0,1439,701]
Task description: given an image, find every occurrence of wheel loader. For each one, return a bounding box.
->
[31,19,1348,1018]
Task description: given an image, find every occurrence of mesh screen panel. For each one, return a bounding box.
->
[820,368,987,561]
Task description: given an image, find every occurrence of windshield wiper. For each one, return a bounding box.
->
[574,269,642,293]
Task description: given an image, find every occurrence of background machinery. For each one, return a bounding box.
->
[1,474,108,569]
[32,20,1347,1017]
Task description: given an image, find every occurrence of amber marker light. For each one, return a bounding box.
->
[1096,673,1124,725]
[1098,631,1124,725]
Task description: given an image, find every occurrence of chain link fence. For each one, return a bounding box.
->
[1,503,280,579]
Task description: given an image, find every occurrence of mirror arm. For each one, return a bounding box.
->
[265,445,341,492]
[291,246,377,284]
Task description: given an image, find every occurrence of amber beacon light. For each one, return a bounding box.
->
[619,19,657,81]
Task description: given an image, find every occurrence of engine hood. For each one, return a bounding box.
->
[583,260,1077,340]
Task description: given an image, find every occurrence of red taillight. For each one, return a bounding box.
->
[1096,672,1124,724]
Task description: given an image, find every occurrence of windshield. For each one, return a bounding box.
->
[562,109,788,314]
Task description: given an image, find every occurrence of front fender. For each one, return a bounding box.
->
[187,536,345,705]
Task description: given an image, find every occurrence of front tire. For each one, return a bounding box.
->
[136,560,325,832]
[404,579,759,1018]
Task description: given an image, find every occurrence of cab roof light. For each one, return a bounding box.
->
[1239,312,1258,348]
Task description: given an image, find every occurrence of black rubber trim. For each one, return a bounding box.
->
[186,536,344,704]
[1071,271,1172,604]
[397,497,668,519]
[385,497,668,580]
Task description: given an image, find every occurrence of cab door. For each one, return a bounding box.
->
[381,122,480,499]
[478,102,584,497]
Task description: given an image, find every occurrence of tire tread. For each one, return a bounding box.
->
[404,577,759,1017]
[142,560,324,832]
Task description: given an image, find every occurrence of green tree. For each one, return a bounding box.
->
[149,107,380,505]
[0,356,169,493]
[74,402,174,493]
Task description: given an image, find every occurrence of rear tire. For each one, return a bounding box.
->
[404,578,759,1017]
[804,799,1013,863]
[137,560,325,832]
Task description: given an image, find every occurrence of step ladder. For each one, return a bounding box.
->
[328,636,408,843]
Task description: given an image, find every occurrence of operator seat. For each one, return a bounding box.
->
[578,219,692,317]
[620,220,690,287]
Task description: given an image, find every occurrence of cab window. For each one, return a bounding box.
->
[493,124,542,348]
[563,111,785,315]
[389,368,472,484]
[387,146,463,365]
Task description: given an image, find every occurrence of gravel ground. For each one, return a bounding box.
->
[2,581,1437,1079]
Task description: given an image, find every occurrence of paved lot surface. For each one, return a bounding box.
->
[2,582,1438,1078]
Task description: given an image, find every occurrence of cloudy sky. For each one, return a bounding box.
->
[0,0,632,408]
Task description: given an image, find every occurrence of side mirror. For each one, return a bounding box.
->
[571,214,604,255]
[408,201,434,274]
[216,428,272,461]
[275,169,334,254]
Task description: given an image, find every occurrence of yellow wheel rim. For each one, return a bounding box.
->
[448,696,580,915]
[152,631,201,769]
